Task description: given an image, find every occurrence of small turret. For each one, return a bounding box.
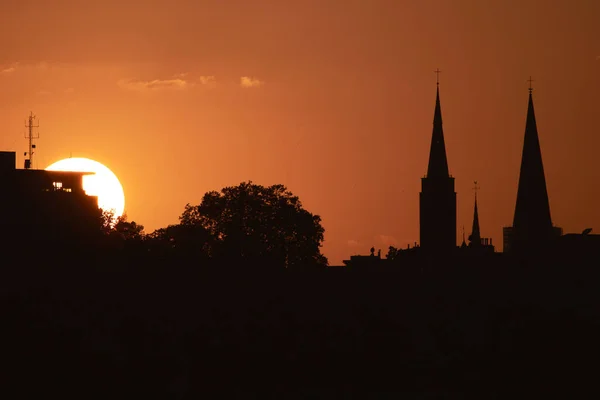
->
[468,181,482,247]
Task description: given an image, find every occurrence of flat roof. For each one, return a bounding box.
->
[13,169,96,176]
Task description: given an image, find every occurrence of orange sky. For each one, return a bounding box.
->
[0,0,598,265]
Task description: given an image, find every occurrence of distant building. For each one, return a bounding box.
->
[557,229,600,256]
[342,247,389,268]
[503,87,562,253]
[0,151,102,253]
[419,79,457,254]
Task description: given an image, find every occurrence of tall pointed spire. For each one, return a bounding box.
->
[469,187,481,246]
[419,69,457,253]
[511,79,554,246]
[426,70,450,178]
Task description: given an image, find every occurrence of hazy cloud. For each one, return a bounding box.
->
[118,77,189,91]
[596,55,600,60]
[64,88,75,94]
[240,76,264,88]
[198,75,217,86]
[118,74,218,91]
[1,62,19,74]
[347,239,359,247]
[36,90,52,96]
[1,61,88,75]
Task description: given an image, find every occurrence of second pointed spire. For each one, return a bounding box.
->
[426,83,450,178]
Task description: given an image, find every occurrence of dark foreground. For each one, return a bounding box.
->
[2,257,600,398]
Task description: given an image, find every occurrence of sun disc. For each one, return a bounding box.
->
[46,158,125,219]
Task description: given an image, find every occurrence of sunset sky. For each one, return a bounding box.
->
[0,0,598,265]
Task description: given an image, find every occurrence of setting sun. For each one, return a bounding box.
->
[46,158,125,219]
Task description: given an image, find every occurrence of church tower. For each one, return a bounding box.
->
[504,79,559,252]
[419,71,457,253]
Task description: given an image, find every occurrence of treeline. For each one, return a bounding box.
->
[104,181,327,269]
[3,181,600,396]
[2,181,328,269]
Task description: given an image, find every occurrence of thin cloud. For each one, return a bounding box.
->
[198,75,217,87]
[240,76,264,88]
[347,239,359,247]
[64,88,75,94]
[596,55,600,61]
[36,90,52,96]
[1,62,19,74]
[0,61,66,74]
[118,77,189,91]
[118,74,218,91]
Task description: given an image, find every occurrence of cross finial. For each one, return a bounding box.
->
[434,68,441,86]
[527,76,534,93]
[473,180,480,197]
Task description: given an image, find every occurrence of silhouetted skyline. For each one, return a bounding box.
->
[3,3,600,396]
[0,0,598,265]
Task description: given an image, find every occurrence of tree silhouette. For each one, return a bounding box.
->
[146,223,214,262]
[100,209,118,234]
[99,209,145,252]
[113,213,145,241]
[181,181,328,268]
[100,210,144,239]
[386,246,399,260]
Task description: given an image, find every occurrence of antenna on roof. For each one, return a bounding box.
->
[24,112,39,169]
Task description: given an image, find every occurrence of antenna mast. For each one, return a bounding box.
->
[24,112,40,169]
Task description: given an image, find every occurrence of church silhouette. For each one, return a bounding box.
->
[342,73,599,267]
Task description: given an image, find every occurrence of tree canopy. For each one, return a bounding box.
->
[157,181,328,268]
[98,181,327,268]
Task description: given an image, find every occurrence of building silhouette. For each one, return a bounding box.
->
[0,151,102,253]
[419,79,457,254]
[464,188,494,253]
[503,86,562,253]
[339,77,600,267]
[341,246,388,267]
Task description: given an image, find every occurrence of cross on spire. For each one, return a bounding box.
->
[434,68,441,86]
[527,76,534,93]
[473,180,480,198]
